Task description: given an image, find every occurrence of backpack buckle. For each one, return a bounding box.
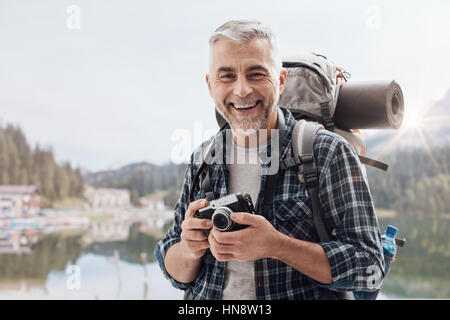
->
[303,167,319,187]
[281,154,312,171]
[324,117,335,131]
[300,154,314,164]
[299,154,318,186]
[280,157,298,170]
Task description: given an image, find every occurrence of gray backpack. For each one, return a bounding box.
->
[279,52,401,300]
[279,51,388,173]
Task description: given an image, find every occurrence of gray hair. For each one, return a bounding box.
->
[208,20,282,75]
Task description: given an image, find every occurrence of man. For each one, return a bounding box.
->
[154,20,384,300]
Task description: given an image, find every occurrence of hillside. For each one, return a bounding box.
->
[366,145,450,217]
[84,162,186,205]
[0,123,85,206]
[84,88,450,210]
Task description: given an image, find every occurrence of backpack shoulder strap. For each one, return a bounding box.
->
[292,120,355,300]
[189,135,217,203]
[292,120,331,242]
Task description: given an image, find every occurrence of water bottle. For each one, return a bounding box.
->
[381,225,398,274]
[353,225,401,300]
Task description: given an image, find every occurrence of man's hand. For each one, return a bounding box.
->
[180,199,213,260]
[208,212,281,262]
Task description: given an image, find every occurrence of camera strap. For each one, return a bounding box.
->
[260,108,285,219]
[188,120,229,203]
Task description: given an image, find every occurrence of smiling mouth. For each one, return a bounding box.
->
[229,100,261,112]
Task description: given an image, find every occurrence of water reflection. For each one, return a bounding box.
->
[0,214,448,299]
[0,230,85,291]
[0,219,182,300]
[83,223,158,264]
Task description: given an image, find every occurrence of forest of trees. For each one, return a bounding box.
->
[366,145,450,217]
[0,121,185,207]
[0,123,85,206]
[86,144,450,214]
[3,118,448,216]
[85,162,185,205]
[155,145,450,214]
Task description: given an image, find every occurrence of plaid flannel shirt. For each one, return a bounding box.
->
[154,107,384,300]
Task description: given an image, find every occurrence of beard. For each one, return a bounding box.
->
[216,89,280,136]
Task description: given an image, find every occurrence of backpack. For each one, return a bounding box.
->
[278,52,405,299]
[279,52,389,173]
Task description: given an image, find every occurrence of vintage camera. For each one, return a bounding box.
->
[195,193,256,232]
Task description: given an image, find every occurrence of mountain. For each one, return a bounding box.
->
[365,143,450,215]
[84,89,450,209]
[84,162,186,204]
[364,89,450,158]
[0,123,85,206]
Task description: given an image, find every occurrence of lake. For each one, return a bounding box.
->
[0,217,448,300]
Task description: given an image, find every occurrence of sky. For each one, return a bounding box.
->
[1,0,449,172]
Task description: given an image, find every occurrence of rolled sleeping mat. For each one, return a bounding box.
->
[334,80,404,130]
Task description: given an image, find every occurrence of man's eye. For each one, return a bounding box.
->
[248,73,265,79]
[220,74,235,80]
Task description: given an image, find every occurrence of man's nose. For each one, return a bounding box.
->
[232,76,253,97]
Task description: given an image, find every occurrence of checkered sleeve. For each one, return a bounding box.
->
[153,161,194,290]
[313,131,385,292]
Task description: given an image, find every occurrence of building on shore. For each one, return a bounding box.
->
[0,185,40,218]
[84,185,131,210]
[139,198,167,211]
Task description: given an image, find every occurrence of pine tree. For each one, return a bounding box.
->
[0,131,10,184]
[0,123,87,205]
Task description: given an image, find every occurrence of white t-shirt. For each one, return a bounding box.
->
[221,142,262,300]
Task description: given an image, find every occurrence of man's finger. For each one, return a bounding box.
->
[210,227,240,244]
[182,229,208,241]
[184,239,210,252]
[186,199,209,218]
[182,217,213,230]
[212,242,236,255]
[230,211,261,226]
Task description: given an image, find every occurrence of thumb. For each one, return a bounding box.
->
[230,211,259,226]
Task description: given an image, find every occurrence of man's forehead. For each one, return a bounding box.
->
[213,36,270,50]
[211,37,273,70]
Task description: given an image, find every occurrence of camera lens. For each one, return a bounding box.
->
[212,207,233,231]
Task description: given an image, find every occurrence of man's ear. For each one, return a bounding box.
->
[206,73,212,97]
[278,69,287,95]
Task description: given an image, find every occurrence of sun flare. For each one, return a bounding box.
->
[403,112,423,130]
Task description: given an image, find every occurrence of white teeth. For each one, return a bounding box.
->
[234,102,257,109]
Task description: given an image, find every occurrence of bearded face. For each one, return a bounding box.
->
[206,37,285,137]
[217,86,280,135]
